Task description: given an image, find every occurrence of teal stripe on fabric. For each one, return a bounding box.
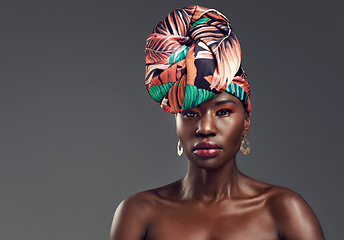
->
[180,83,248,111]
[183,85,193,110]
[239,87,244,100]
[225,82,248,107]
[225,82,235,95]
[149,82,175,102]
[235,84,240,98]
[190,18,210,30]
[169,52,176,65]
[182,85,216,110]
[175,46,189,63]
[169,45,189,65]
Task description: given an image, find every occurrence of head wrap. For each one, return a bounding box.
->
[145,5,251,115]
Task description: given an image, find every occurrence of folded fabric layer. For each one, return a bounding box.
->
[145,5,251,115]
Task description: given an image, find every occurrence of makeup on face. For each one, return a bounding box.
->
[176,92,248,168]
[193,141,222,158]
[181,99,238,118]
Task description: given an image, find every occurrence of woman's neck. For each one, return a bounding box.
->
[180,160,243,202]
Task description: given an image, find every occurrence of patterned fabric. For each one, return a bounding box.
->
[145,5,251,115]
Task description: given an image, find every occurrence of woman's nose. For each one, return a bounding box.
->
[195,113,216,137]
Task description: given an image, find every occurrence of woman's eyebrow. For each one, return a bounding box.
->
[214,100,237,106]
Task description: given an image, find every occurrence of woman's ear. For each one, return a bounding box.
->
[175,113,180,137]
[244,113,251,133]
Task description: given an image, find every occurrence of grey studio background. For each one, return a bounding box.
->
[0,0,343,239]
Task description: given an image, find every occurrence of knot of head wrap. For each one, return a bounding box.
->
[145,5,251,115]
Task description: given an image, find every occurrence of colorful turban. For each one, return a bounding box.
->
[145,5,251,115]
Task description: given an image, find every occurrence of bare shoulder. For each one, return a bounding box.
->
[113,190,163,221]
[112,180,181,220]
[109,181,182,240]
[265,186,325,240]
[119,190,160,212]
[265,185,315,218]
[109,191,160,240]
[265,185,305,206]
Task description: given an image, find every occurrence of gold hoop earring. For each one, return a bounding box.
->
[240,133,250,155]
[177,140,183,156]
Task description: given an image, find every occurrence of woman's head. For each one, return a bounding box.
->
[145,5,251,115]
[175,92,250,170]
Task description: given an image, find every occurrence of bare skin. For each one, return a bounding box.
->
[110,92,324,240]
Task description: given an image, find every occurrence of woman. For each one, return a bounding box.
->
[110,5,324,240]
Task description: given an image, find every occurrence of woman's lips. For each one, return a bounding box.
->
[193,142,222,158]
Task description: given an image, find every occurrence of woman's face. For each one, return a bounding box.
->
[176,92,250,170]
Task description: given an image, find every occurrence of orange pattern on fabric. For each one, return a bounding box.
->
[145,5,251,114]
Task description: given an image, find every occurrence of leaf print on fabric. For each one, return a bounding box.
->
[145,5,251,115]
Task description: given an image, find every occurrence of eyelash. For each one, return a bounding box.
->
[182,108,233,118]
[183,110,200,118]
[216,108,233,116]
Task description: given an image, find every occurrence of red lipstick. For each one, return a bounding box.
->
[193,141,222,158]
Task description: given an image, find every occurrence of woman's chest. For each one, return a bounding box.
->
[145,201,279,240]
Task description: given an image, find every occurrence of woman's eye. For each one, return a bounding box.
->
[183,111,199,117]
[216,109,232,116]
